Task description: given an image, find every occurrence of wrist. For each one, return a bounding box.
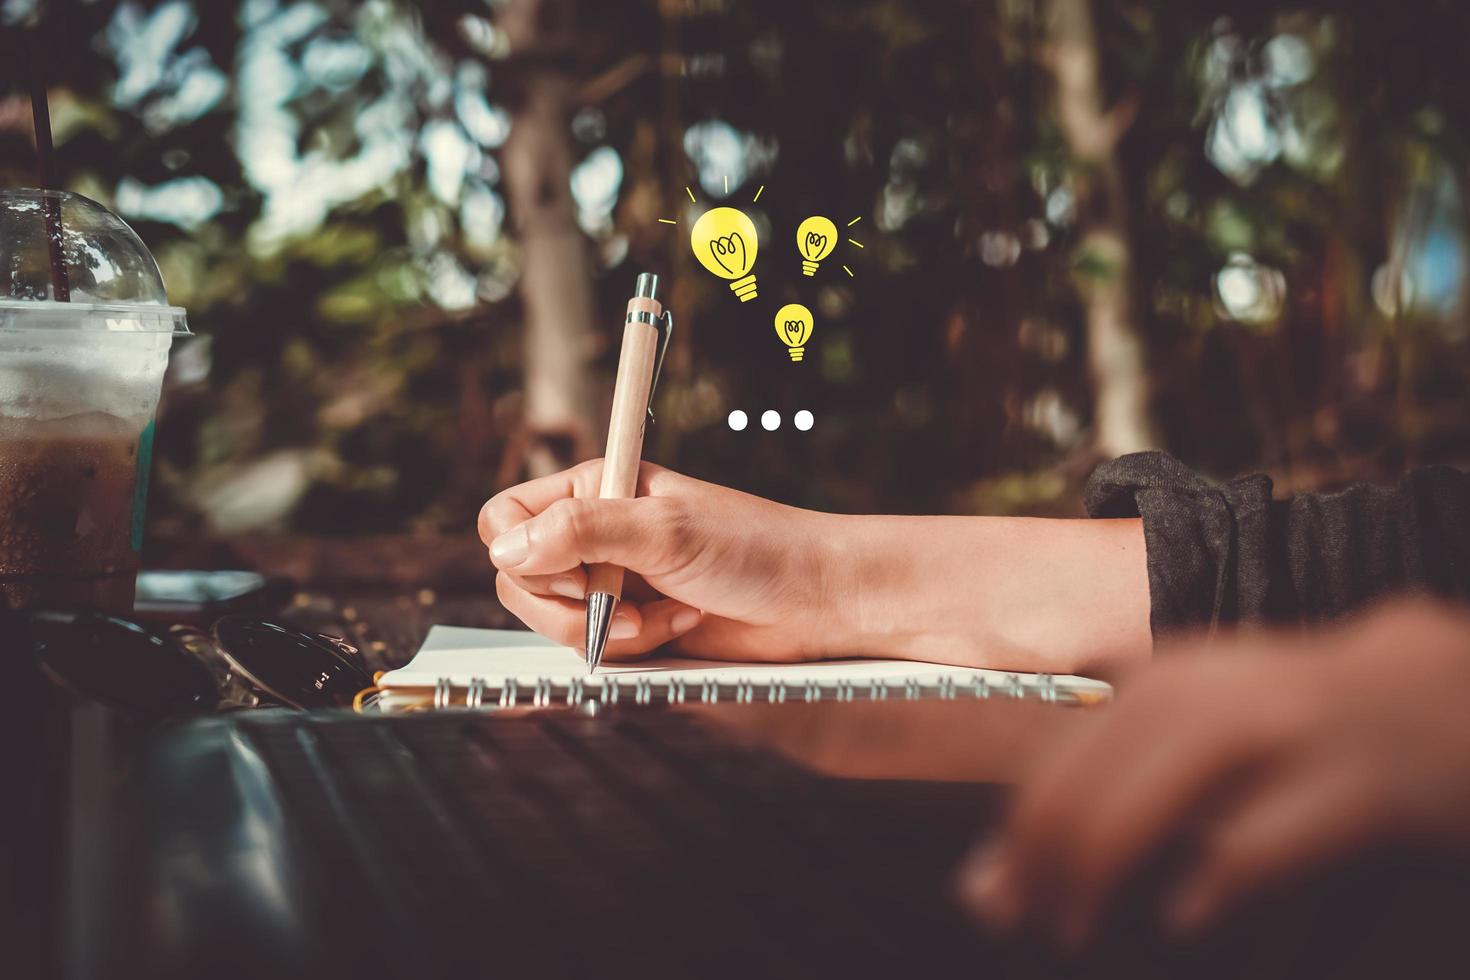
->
[806,512,934,662]
[803,513,1152,676]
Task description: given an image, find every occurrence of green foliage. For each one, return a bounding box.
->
[2,0,1468,544]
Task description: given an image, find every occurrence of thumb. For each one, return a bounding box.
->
[488,496,690,577]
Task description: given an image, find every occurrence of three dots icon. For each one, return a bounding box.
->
[728,410,814,432]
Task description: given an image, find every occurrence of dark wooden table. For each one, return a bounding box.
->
[276,589,519,674]
[153,531,519,673]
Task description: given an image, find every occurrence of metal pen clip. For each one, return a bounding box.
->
[646,307,673,424]
[628,272,673,424]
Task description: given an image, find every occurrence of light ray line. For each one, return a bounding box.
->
[848,238,865,248]
[843,264,854,277]
[657,218,677,225]
[723,174,729,194]
[685,186,696,203]
[846,216,862,226]
[752,185,765,203]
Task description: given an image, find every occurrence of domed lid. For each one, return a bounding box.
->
[0,188,188,334]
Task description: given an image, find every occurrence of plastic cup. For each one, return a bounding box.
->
[0,189,189,614]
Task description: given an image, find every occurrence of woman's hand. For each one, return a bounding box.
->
[479,459,842,662]
[480,460,1151,674]
[959,600,1470,947]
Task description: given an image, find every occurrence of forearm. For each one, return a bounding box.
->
[814,514,1151,677]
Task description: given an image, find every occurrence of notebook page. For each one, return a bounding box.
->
[377,626,1112,698]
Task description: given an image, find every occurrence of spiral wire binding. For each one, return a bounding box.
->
[394,671,1100,713]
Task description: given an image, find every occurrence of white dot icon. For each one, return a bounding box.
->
[727,410,748,431]
[761,410,781,431]
[794,410,814,431]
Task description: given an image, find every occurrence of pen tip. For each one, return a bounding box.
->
[585,592,614,674]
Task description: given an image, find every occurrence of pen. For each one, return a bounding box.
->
[585,272,673,672]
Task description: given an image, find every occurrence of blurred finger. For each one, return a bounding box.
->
[961,709,1119,934]
[969,663,1257,941]
[1166,763,1384,935]
[1047,704,1285,946]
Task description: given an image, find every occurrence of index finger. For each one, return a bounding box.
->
[478,459,605,545]
[478,459,680,545]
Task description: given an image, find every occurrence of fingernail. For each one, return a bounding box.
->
[610,614,638,640]
[956,843,1019,933]
[548,576,583,600]
[489,526,528,567]
[670,607,702,634]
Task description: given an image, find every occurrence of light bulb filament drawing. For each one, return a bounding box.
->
[691,206,760,302]
[708,232,748,278]
[774,303,814,362]
[796,216,838,276]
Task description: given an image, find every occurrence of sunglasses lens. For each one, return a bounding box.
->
[22,608,218,716]
[211,617,373,709]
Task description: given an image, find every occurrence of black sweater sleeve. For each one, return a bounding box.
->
[1083,452,1470,638]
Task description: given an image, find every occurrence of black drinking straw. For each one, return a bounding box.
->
[26,43,71,302]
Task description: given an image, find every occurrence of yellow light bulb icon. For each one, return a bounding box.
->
[690,206,759,302]
[774,303,814,362]
[796,215,838,276]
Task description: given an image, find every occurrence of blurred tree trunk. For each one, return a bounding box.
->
[649,0,694,463]
[1044,0,1159,457]
[498,0,599,478]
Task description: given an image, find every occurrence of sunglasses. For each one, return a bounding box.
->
[17,608,376,716]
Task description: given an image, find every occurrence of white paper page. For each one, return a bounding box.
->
[377,626,1111,697]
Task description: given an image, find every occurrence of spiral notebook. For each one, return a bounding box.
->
[365,626,1112,711]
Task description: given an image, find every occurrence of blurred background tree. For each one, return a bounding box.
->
[1,0,1467,570]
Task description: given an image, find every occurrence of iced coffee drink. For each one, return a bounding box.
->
[0,189,187,614]
[0,413,152,612]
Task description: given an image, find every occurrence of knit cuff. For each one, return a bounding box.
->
[1084,452,1275,639]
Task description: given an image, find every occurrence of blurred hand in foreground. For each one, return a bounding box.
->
[958,600,1470,947]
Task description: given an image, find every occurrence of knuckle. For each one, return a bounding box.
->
[571,458,606,494]
[560,497,599,551]
[544,497,594,548]
[646,496,696,556]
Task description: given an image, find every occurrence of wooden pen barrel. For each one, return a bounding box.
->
[586,294,662,598]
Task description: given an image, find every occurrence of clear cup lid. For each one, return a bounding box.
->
[0,188,189,335]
